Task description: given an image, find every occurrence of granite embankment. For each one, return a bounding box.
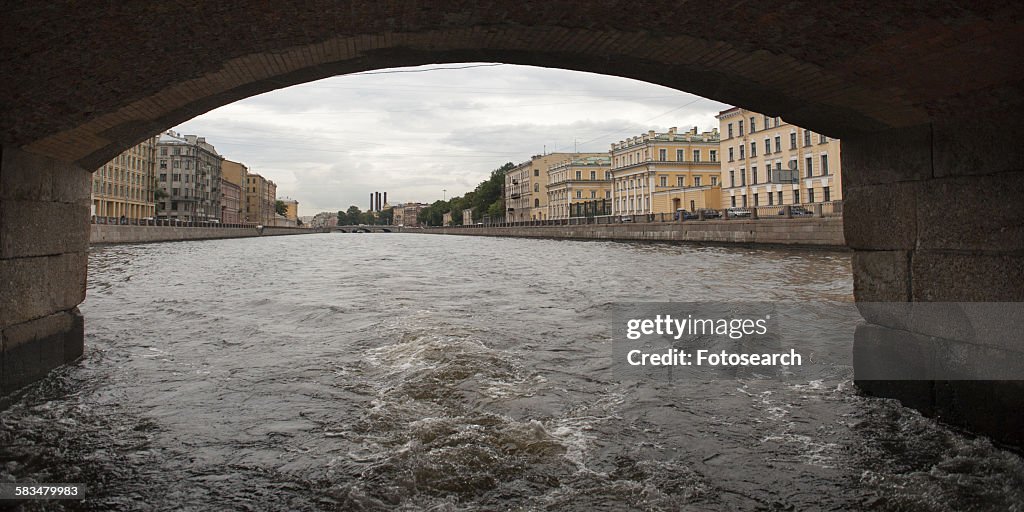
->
[411,217,845,248]
[90,224,318,244]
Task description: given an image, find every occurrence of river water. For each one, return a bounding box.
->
[2,233,1022,511]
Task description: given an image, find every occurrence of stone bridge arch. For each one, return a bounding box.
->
[1,1,1022,444]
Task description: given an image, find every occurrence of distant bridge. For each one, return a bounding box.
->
[331,225,395,233]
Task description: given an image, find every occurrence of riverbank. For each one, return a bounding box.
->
[90,224,318,244]
[408,217,845,248]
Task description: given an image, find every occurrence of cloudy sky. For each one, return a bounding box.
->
[175,63,729,215]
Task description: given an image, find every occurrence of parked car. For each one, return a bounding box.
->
[621,215,634,222]
[698,208,723,219]
[777,205,813,216]
[674,209,698,220]
[726,207,751,218]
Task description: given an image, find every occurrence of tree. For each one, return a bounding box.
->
[275,200,288,216]
[337,210,346,225]
[378,207,394,225]
[345,205,362,225]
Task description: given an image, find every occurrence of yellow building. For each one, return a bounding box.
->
[91,135,159,221]
[717,107,843,210]
[505,152,603,222]
[245,173,277,225]
[610,127,721,216]
[546,155,612,220]
[279,197,299,221]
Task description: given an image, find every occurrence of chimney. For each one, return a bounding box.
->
[370,192,373,211]
[691,126,698,135]
[383,192,387,207]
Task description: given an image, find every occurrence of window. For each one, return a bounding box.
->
[727,123,733,138]
[819,134,828,144]
[678,176,685,187]
[808,188,815,203]
[754,193,759,206]
[709,150,717,162]
[750,142,757,157]
[821,154,830,175]
[728,148,734,161]
[774,136,781,153]
[739,145,745,160]
[534,169,539,177]
[172,173,180,181]
[752,166,758,184]
[676,149,684,161]
[590,190,596,198]
[605,171,611,179]
[576,170,582,180]
[740,169,746,186]
[750,117,756,133]
[738,120,744,136]
[774,117,781,127]
[710,176,717,186]
[173,148,180,155]
[804,130,811,146]
[534,198,540,207]
[159,160,167,169]
[794,190,800,204]
[590,171,596,180]
[173,160,180,168]
[159,173,167,181]
[729,170,735,187]
[659,149,666,161]
[731,196,737,207]
[767,166,773,182]
[742,195,748,207]
[823,186,831,202]
[777,191,782,204]
[790,132,797,149]
[605,190,611,198]
[693,176,701,186]
[576,190,582,199]
[660,175,667,187]
[806,156,813,177]
[768,192,774,205]
[160,148,168,156]
[764,139,771,154]
[534,183,539,192]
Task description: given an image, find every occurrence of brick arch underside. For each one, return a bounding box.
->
[21,26,929,172]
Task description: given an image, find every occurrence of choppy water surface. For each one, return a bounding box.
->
[3,234,1022,511]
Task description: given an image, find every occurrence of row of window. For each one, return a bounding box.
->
[550,189,613,200]
[614,175,715,190]
[616,148,718,167]
[727,133,829,161]
[726,154,831,187]
[727,115,783,138]
[729,187,832,207]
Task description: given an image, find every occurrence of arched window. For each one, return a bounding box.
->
[534,183,539,192]
[534,198,540,207]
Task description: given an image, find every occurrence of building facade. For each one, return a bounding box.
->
[717,107,843,209]
[610,127,721,216]
[155,131,223,222]
[279,198,299,222]
[392,202,428,226]
[244,173,277,225]
[220,178,243,223]
[91,135,159,221]
[546,155,612,220]
[504,152,602,222]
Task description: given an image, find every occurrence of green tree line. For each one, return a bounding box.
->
[337,205,393,225]
[416,162,511,226]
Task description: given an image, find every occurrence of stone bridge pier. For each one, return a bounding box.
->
[1,1,1022,445]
